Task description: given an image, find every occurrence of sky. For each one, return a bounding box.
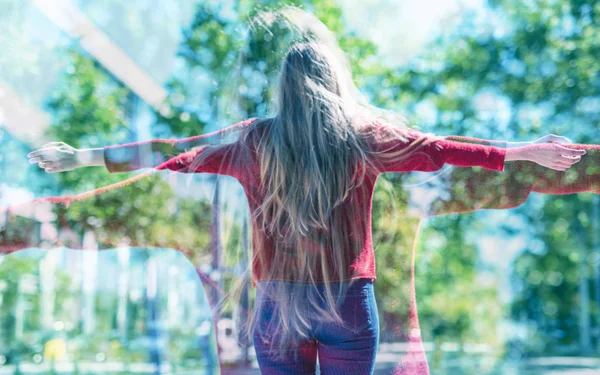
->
[338,0,485,67]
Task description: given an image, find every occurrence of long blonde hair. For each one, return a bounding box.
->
[184,5,435,361]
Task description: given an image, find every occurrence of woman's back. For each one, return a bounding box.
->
[224,116,507,287]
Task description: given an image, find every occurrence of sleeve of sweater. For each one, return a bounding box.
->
[152,142,244,178]
[371,125,507,173]
[418,135,600,217]
[103,118,256,175]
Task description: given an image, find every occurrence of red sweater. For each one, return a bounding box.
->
[103,118,507,286]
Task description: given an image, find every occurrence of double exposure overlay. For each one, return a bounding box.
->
[1,0,600,374]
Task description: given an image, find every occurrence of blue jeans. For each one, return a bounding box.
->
[253,278,379,374]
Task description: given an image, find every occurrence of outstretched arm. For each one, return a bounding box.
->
[101,118,256,173]
[28,118,257,174]
[370,123,583,175]
[412,135,600,217]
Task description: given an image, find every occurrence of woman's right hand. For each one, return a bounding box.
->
[507,143,586,171]
[27,142,81,173]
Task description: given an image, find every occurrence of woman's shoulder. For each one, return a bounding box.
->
[241,117,273,140]
[235,117,276,156]
[355,116,416,144]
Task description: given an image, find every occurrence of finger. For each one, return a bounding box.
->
[27,147,51,157]
[27,147,57,158]
[30,156,52,163]
[32,155,57,163]
[556,146,586,156]
[566,149,587,156]
[27,150,44,158]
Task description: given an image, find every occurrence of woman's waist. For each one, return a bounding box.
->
[256,277,374,296]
